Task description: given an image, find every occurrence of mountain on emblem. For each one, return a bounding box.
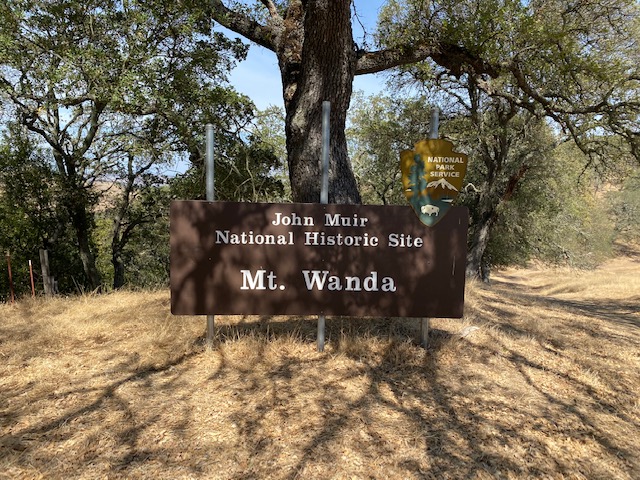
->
[427,178,458,193]
[400,139,468,227]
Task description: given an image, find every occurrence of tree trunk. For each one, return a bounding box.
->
[280,0,361,204]
[111,207,128,290]
[72,208,102,291]
[39,248,55,296]
[112,251,126,289]
[50,149,103,291]
[466,214,495,281]
[62,181,102,291]
[466,162,531,281]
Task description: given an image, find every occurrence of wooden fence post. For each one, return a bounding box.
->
[6,251,15,304]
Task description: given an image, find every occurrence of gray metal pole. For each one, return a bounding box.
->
[422,107,440,348]
[421,317,430,349]
[318,101,330,352]
[429,107,440,139]
[206,124,215,202]
[206,124,215,347]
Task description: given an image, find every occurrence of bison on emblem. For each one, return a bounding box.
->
[420,204,440,216]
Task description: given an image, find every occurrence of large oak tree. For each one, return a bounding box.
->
[205,0,639,204]
[204,0,492,203]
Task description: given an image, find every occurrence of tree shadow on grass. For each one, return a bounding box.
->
[2,294,638,478]
[269,279,638,477]
[0,348,200,455]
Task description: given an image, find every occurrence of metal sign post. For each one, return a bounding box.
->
[206,124,215,347]
[429,107,439,140]
[318,101,330,352]
[422,107,440,348]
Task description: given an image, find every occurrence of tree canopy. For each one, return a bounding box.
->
[379,0,640,165]
[0,0,257,290]
[2,0,639,292]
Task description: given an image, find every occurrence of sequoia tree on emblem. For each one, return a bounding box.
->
[400,139,468,226]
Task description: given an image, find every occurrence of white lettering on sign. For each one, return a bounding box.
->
[240,269,285,290]
[301,270,397,292]
[427,156,465,163]
[388,233,424,248]
[324,213,369,227]
[271,212,314,226]
[216,230,294,245]
[304,231,379,247]
[429,171,460,178]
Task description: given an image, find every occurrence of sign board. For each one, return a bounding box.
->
[170,201,468,318]
[401,139,468,226]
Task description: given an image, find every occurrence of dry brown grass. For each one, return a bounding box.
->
[1,250,639,479]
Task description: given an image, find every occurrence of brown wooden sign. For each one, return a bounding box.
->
[170,201,468,317]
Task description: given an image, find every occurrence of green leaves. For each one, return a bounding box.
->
[0,0,268,290]
[348,92,435,205]
[376,0,640,165]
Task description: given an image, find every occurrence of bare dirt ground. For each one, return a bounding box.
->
[1,249,639,479]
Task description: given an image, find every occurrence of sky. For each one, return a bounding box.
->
[224,1,390,111]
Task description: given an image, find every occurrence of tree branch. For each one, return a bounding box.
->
[356,45,434,75]
[356,42,500,78]
[206,0,280,52]
[507,60,613,117]
[259,0,280,19]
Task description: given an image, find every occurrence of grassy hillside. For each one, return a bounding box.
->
[1,250,639,479]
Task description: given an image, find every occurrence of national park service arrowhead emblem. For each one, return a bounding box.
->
[400,139,468,226]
